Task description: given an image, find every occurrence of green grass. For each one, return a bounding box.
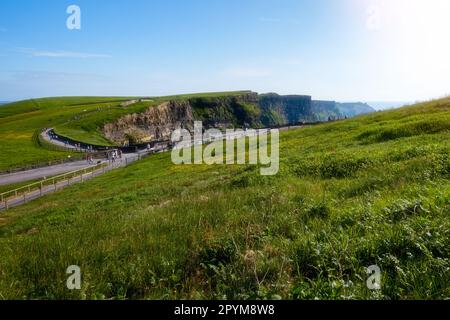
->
[0,97,448,300]
[0,179,44,195]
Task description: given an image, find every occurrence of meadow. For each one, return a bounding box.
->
[0,98,448,299]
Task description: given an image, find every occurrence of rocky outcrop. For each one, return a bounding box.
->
[103,101,194,146]
[103,93,264,146]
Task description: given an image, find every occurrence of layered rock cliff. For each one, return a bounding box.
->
[102,92,331,146]
[103,100,194,145]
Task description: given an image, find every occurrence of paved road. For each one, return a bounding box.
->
[0,129,149,186]
[42,128,90,151]
[0,123,312,210]
[1,125,303,186]
[0,157,138,210]
[0,161,99,186]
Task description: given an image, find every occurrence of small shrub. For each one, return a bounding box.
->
[305,202,331,220]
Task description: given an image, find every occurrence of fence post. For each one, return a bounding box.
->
[40,181,43,196]
[54,179,56,191]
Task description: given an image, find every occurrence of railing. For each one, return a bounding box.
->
[0,162,107,210]
[0,150,157,211]
[0,121,311,210]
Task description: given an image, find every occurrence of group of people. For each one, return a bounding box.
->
[108,149,122,163]
[86,154,95,164]
[85,149,123,164]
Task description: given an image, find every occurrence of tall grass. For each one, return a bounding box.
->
[0,98,448,300]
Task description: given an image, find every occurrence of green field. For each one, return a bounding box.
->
[0,98,448,299]
[0,97,132,173]
[0,92,251,173]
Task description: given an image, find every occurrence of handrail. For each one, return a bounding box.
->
[0,162,106,202]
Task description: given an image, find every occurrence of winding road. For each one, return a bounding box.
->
[0,123,309,210]
[0,161,98,186]
[0,129,149,186]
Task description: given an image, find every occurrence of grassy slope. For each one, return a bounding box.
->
[0,92,251,173]
[0,98,448,300]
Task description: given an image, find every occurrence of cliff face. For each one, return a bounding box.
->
[102,101,194,145]
[336,102,375,117]
[311,100,342,121]
[311,100,376,121]
[259,93,312,126]
[190,92,261,128]
[102,92,315,146]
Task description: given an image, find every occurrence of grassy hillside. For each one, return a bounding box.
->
[0,92,251,173]
[55,91,257,146]
[0,98,448,299]
[0,97,136,173]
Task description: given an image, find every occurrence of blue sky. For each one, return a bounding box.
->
[0,0,449,102]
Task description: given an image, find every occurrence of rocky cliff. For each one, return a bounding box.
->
[336,102,375,117]
[103,100,194,145]
[190,92,261,128]
[311,100,342,121]
[102,92,319,146]
[311,100,376,121]
[258,93,312,126]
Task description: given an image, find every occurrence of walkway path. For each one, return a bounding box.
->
[1,123,311,210]
[0,160,99,186]
[0,154,149,210]
[0,129,149,186]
